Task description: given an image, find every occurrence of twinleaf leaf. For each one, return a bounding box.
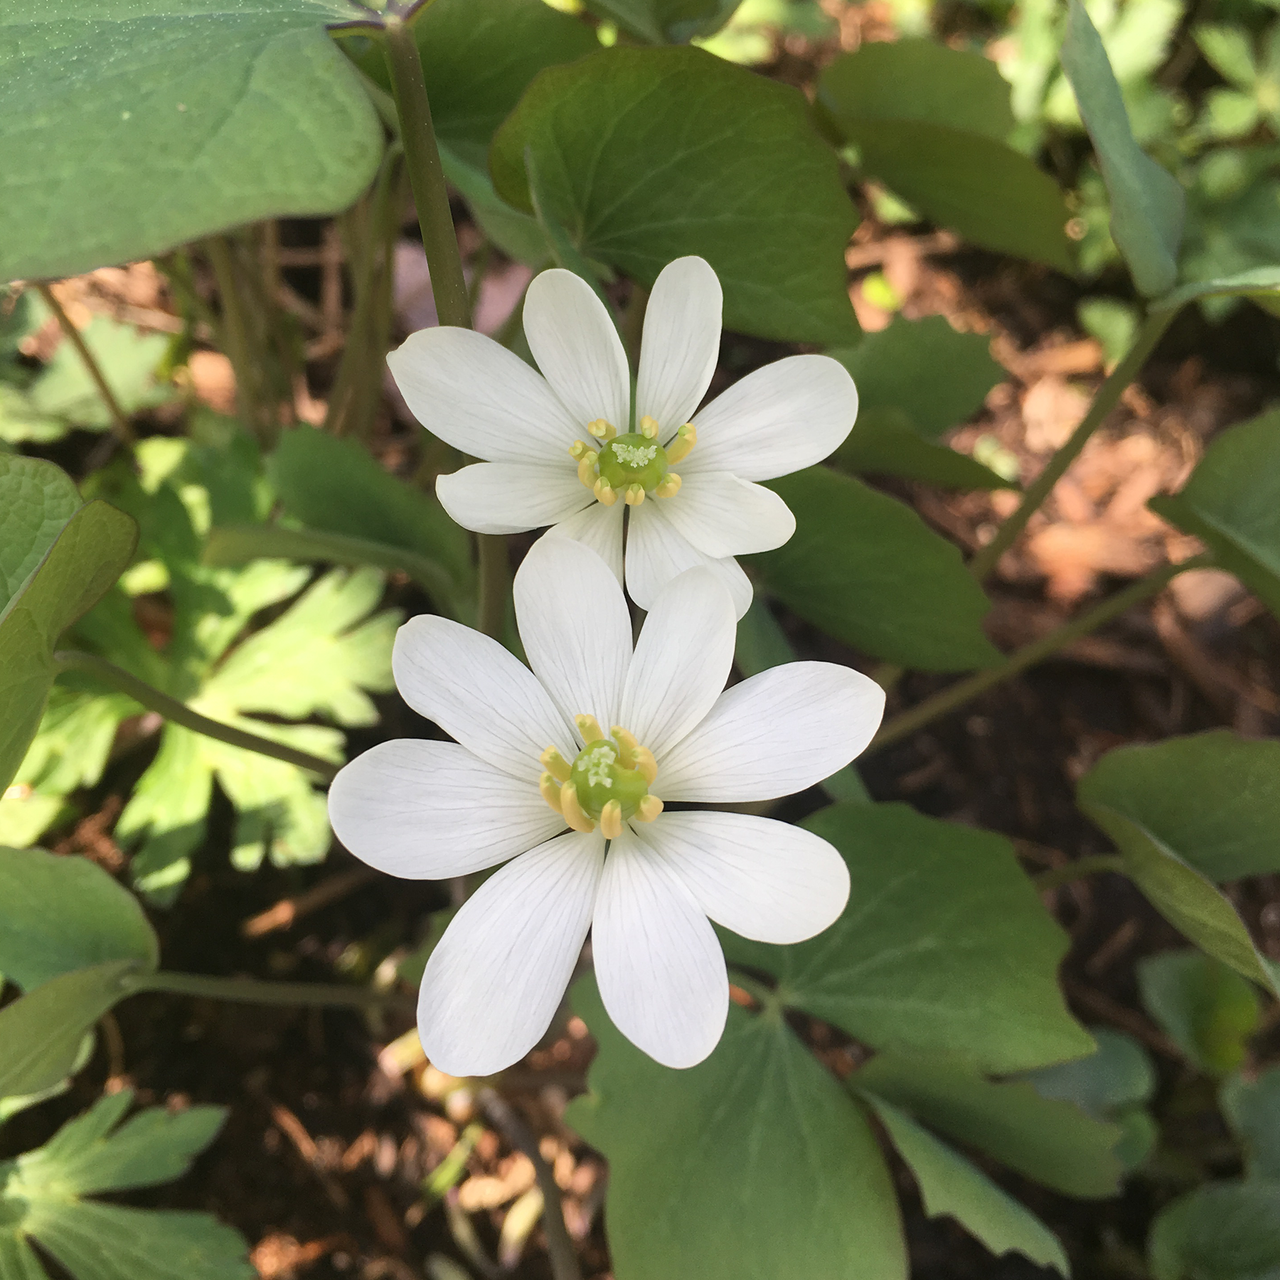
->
[566,977,906,1280]
[1221,1067,1280,1181]
[0,1089,253,1280]
[0,458,81,608]
[750,468,1001,671]
[1149,1181,1280,1280]
[491,46,860,345]
[723,804,1093,1072]
[0,2,381,280]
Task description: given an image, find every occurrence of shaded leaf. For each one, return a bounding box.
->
[1149,1181,1280,1280]
[0,457,81,608]
[1221,1067,1280,1181]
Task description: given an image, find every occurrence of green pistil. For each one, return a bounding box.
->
[567,738,650,820]
[596,432,669,494]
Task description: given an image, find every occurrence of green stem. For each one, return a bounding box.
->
[205,235,268,438]
[132,969,405,1010]
[967,308,1177,581]
[477,533,510,640]
[867,556,1208,754]
[35,284,134,445]
[382,12,470,330]
[53,650,339,783]
[1033,855,1126,892]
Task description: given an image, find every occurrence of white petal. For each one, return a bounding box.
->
[593,826,727,1069]
[624,500,755,619]
[418,830,605,1076]
[328,740,563,879]
[659,471,795,558]
[658,661,885,802]
[553,500,625,586]
[524,270,630,431]
[387,327,579,464]
[635,257,722,437]
[393,615,576,777]
[687,354,858,481]
[436,463,591,536]
[634,810,849,944]
[618,566,736,759]
[514,534,633,731]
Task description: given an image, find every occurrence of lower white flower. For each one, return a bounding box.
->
[328,536,885,1074]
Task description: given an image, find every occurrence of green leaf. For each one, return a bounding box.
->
[586,0,743,43]
[855,1053,1124,1198]
[1138,950,1260,1075]
[0,2,382,281]
[491,45,860,345]
[724,803,1093,1072]
[1059,0,1185,295]
[268,427,472,601]
[861,1094,1070,1275]
[749,467,1001,671]
[1221,1067,1280,1180]
[1150,410,1280,620]
[818,44,1070,269]
[1194,25,1259,91]
[0,961,141,1099]
[565,977,907,1280]
[0,1088,253,1280]
[0,492,137,793]
[0,848,157,992]
[0,457,82,609]
[1078,733,1280,991]
[1149,1181,1280,1280]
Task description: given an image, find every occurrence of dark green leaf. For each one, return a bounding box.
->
[1221,1067,1280,1180]
[856,1053,1124,1198]
[1151,411,1280,621]
[1138,950,1260,1075]
[0,2,382,281]
[1154,267,1280,314]
[834,408,1015,490]
[491,46,860,345]
[1149,1181,1280,1280]
[724,803,1093,1072]
[586,0,742,43]
[862,1094,1069,1275]
[750,467,1001,670]
[566,977,906,1280]
[0,848,157,992]
[1059,0,1185,295]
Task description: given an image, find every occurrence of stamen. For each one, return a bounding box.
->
[624,483,645,506]
[587,418,616,441]
[666,423,696,465]
[559,781,596,833]
[539,772,564,815]
[540,747,572,783]
[569,440,589,459]
[635,795,664,822]
[593,478,618,506]
[575,714,606,744]
[654,473,681,498]
[612,726,657,783]
[599,799,623,840]
[576,451,599,489]
[638,414,660,440]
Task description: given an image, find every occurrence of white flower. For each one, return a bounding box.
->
[387,257,858,618]
[328,536,884,1074]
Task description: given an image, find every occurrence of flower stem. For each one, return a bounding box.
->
[967,307,1177,582]
[53,650,339,782]
[382,11,470,330]
[867,556,1208,754]
[35,284,134,445]
[205,235,271,440]
[1033,855,1126,892]
[132,969,405,1010]
[477,532,510,640]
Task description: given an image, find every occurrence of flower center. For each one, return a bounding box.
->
[568,415,696,508]
[538,714,663,840]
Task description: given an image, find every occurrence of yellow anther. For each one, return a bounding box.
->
[559,781,595,833]
[540,747,572,783]
[577,452,599,488]
[624,483,646,506]
[654,472,682,498]
[593,478,618,506]
[612,727,657,784]
[539,772,564,815]
[575,714,606,744]
[638,414,660,439]
[599,800,624,840]
[569,439,589,459]
[587,418,616,441]
[666,423,697,465]
[635,794,664,823]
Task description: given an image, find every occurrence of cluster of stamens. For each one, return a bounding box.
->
[538,715,663,840]
[568,414,696,508]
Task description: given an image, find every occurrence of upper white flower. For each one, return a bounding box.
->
[327,536,885,1075]
[387,257,859,618]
